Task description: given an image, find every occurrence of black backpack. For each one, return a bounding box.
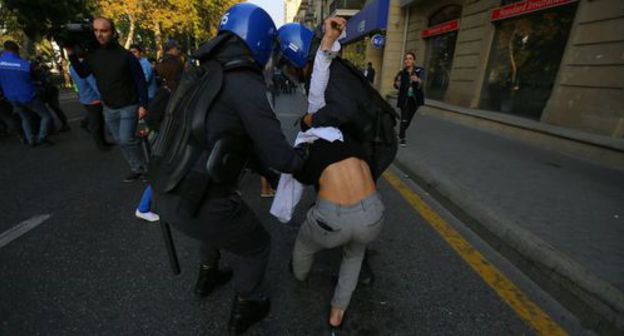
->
[148,60,224,194]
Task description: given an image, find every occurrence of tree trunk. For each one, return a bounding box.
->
[125,16,136,49]
[60,48,72,89]
[154,23,163,59]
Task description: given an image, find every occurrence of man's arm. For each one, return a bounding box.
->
[127,52,148,108]
[232,73,303,174]
[67,53,92,78]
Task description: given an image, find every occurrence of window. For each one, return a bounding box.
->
[424,5,462,101]
[479,4,577,119]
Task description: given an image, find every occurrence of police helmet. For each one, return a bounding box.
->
[277,23,315,69]
[217,3,277,67]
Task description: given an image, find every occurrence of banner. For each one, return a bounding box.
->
[421,20,459,38]
[491,0,577,21]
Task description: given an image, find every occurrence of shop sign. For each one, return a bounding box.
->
[421,19,459,38]
[491,0,577,21]
[371,34,385,49]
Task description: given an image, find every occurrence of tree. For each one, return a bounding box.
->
[0,0,92,41]
[94,0,242,57]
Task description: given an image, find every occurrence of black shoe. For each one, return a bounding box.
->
[123,172,142,183]
[194,265,233,297]
[399,138,406,147]
[228,296,270,335]
[29,140,38,147]
[58,124,71,132]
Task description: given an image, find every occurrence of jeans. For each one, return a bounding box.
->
[103,104,146,173]
[292,192,385,309]
[12,97,53,143]
[137,185,152,213]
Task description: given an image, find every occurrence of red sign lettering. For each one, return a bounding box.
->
[491,0,577,21]
[421,19,459,38]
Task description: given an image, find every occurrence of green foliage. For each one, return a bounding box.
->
[0,0,92,40]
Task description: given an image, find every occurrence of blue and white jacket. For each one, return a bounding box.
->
[0,51,37,104]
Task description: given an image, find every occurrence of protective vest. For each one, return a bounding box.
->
[0,52,37,104]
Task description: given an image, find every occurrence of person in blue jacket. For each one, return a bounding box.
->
[0,41,54,146]
[129,44,157,101]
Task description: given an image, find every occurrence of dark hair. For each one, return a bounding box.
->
[129,44,142,52]
[3,40,19,53]
[367,62,372,66]
[405,51,416,60]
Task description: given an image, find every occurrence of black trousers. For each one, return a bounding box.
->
[0,102,20,134]
[399,98,419,140]
[158,192,271,299]
[83,103,108,149]
[45,88,69,126]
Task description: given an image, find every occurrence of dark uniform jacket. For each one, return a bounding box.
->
[202,38,304,175]
[156,36,303,217]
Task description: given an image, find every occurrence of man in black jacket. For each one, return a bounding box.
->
[67,17,149,182]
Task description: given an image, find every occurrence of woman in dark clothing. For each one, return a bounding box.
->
[393,52,425,147]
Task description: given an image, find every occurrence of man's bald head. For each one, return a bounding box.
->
[93,17,117,46]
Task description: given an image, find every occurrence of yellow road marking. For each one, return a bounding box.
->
[383,170,567,336]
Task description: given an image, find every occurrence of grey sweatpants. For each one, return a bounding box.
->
[292,192,384,309]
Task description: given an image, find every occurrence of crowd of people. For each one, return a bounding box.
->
[0,3,427,335]
[0,41,72,147]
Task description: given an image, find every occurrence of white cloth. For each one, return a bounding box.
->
[270,39,344,223]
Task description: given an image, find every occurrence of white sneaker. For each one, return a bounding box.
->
[135,209,160,222]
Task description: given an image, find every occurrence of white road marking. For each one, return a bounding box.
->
[0,214,52,249]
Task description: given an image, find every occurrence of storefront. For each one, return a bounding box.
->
[479,0,579,119]
[340,0,390,85]
[421,5,462,101]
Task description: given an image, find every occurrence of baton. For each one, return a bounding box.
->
[160,221,181,275]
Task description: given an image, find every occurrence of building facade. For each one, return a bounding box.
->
[292,0,623,140]
[389,0,624,138]
[285,0,303,23]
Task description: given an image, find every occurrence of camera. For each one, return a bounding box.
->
[48,18,98,54]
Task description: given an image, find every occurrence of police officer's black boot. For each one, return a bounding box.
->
[194,264,233,297]
[228,295,270,335]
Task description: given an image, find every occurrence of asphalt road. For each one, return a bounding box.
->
[0,92,593,335]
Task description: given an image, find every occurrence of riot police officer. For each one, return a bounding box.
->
[152,4,306,335]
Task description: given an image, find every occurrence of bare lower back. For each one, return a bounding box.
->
[318,157,376,206]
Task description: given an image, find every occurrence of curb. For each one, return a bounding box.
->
[392,157,624,335]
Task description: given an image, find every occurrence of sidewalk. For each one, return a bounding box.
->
[396,108,624,333]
